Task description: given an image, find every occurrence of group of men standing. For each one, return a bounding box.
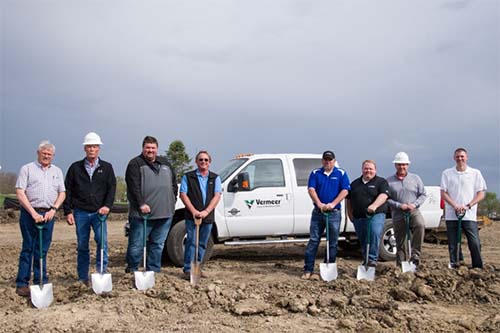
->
[302,149,487,280]
[14,133,220,297]
[13,135,487,297]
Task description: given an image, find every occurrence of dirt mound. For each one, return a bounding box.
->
[1,219,500,332]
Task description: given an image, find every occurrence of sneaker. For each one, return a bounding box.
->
[367,261,377,268]
[410,257,420,267]
[80,280,90,287]
[15,286,30,297]
[301,272,312,280]
[183,271,190,280]
[125,267,135,273]
[309,273,320,281]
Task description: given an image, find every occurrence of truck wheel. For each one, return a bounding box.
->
[379,220,397,261]
[164,220,214,268]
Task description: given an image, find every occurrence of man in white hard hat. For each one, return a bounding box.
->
[386,152,427,268]
[441,148,486,268]
[63,132,116,286]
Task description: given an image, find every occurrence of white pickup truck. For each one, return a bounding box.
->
[163,154,443,267]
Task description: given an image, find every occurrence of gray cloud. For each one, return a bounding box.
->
[1,0,499,195]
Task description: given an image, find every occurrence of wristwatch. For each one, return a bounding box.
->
[50,205,57,211]
[466,204,471,209]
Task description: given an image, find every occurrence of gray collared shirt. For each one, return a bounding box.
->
[15,161,65,208]
[387,172,427,221]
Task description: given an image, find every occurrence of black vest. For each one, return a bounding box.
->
[184,170,218,224]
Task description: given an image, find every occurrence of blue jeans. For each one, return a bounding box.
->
[73,208,108,281]
[126,216,172,272]
[446,220,483,268]
[183,220,213,273]
[304,208,341,273]
[16,208,55,287]
[352,213,386,263]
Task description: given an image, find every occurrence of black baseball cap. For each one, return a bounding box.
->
[322,150,335,160]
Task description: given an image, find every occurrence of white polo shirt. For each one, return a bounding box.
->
[440,166,487,221]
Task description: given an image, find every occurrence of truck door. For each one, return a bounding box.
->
[223,158,294,237]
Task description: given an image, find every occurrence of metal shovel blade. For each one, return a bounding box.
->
[320,263,338,282]
[30,283,53,308]
[401,261,416,273]
[357,265,375,281]
[134,271,155,290]
[190,261,201,286]
[91,272,113,294]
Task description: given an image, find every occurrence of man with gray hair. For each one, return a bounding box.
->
[387,152,427,268]
[15,140,66,297]
[63,132,116,286]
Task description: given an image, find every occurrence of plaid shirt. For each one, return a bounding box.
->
[15,161,65,208]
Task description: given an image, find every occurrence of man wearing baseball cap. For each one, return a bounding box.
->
[302,150,351,280]
[63,132,116,286]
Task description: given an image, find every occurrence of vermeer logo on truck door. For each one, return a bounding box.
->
[244,200,255,209]
[244,199,281,209]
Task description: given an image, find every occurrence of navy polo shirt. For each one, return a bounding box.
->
[308,166,351,209]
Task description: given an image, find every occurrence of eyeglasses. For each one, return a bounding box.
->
[198,158,210,162]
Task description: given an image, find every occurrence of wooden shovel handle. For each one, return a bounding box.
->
[195,217,202,226]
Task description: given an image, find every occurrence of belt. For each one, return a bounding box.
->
[314,207,340,213]
[33,207,51,212]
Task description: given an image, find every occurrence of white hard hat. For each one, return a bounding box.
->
[82,132,103,145]
[392,152,411,164]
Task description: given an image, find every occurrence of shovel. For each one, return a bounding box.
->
[357,213,375,281]
[135,214,155,290]
[320,211,337,282]
[449,211,466,269]
[30,223,53,308]
[190,217,203,286]
[401,212,417,273]
[91,214,112,294]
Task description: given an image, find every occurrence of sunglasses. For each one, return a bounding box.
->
[198,158,210,162]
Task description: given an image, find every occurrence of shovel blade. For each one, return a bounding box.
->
[190,261,201,286]
[357,265,375,281]
[91,273,113,294]
[401,261,416,273]
[134,271,155,290]
[30,283,53,308]
[320,263,338,282]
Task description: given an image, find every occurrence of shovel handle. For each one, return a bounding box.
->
[142,214,150,271]
[194,217,202,226]
[98,214,107,274]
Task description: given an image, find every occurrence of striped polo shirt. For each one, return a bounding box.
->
[15,161,65,208]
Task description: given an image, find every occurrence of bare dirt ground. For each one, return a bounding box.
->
[1,209,499,332]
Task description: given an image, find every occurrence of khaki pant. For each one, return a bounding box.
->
[393,210,425,264]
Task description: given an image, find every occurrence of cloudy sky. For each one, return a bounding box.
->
[1,0,499,194]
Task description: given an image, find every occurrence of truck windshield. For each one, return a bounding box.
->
[218,158,248,182]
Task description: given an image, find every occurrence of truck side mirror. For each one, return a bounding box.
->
[228,178,238,192]
[238,172,250,191]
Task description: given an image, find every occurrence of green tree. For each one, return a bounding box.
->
[164,140,192,182]
[0,172,17,194]
[115,176,127,203]
[478,192,500,218]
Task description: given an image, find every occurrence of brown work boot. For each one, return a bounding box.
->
[183,271,190,280]
[309,273,320,281]
[16,286,30,297]
[301,272,312,280]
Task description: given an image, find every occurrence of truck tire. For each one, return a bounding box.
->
[164,220,214,268]
[378,220,397,262]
